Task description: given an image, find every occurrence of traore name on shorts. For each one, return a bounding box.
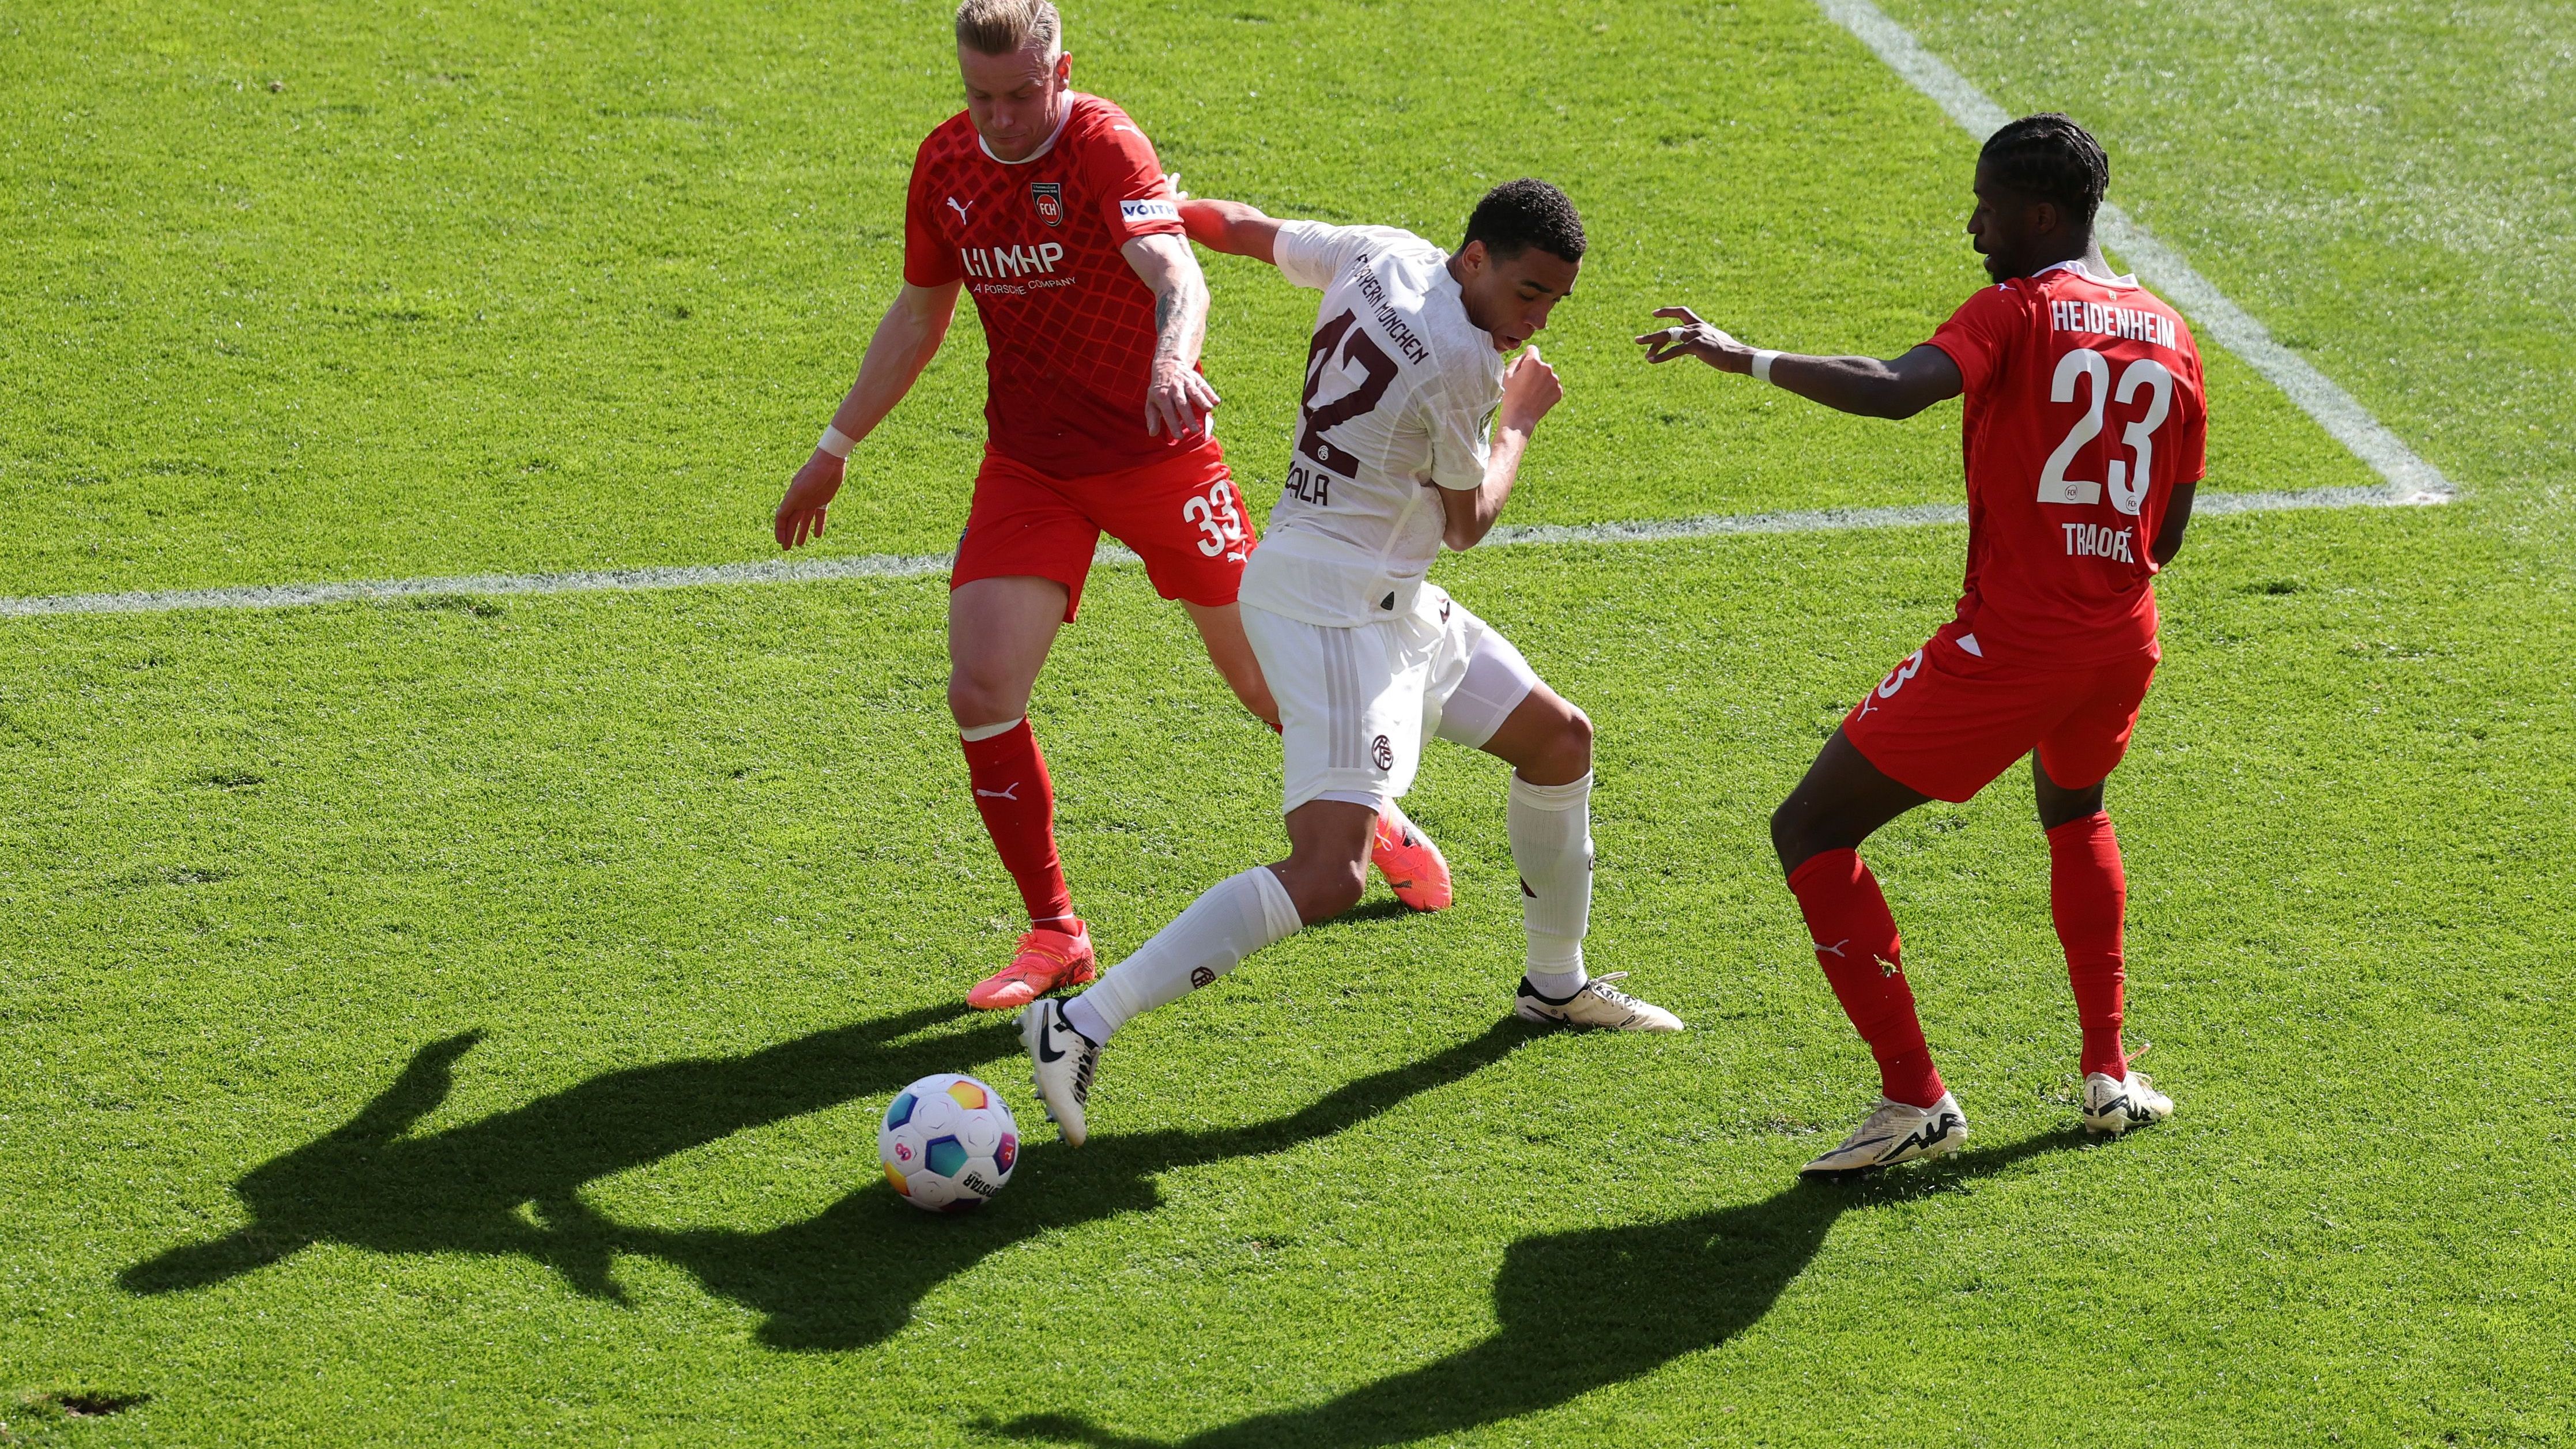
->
[2050,298,2178,351]
[1345,261,1432,366]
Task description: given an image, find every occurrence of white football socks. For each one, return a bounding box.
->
[1509,771,1594,998]
[1069,867,1302,1043]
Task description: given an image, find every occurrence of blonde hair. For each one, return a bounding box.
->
[955,0,1062,58]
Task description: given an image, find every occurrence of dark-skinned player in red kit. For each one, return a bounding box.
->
[1637,114,2206,1176]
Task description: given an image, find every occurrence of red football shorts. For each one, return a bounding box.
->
[1842,622,2159,803]
[951,437,1254,622]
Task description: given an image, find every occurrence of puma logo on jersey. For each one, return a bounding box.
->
[945,196,973,225]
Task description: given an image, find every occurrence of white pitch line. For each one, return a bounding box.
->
[0,4,2453,625]
[1813,0,2455,506]
[0,482,2416,620]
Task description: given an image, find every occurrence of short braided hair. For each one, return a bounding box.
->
[1979,113,2109,227]
[1461,178,1586,264]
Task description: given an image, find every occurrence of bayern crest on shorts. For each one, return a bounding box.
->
[1029,181,1063,226]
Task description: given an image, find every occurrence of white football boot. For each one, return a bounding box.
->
[2081,1071,2173,1136]
[1800,1093,1968,1178]
[1513,972,1684,1032]
[1020,999,1102,1147]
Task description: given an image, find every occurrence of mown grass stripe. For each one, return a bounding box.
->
[0,484,2434,620]
[1812,0,2457,506]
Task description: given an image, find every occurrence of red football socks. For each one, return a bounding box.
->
[2048,810,2129,1080]
[1786,849,1945,1109]
[959,719,1076,930]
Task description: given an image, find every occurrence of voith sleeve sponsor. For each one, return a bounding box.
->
[1080,103,1184,242]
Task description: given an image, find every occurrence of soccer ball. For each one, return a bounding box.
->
[879,1073,1019,1213]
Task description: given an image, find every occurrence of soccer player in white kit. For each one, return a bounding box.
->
[1023,180,1684,1145]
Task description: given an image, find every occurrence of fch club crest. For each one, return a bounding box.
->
[1029,181,1063,227]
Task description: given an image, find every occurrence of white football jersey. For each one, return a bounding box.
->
[1235,222,1504,628]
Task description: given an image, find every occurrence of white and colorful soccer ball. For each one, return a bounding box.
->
[879,1073,1019,1213]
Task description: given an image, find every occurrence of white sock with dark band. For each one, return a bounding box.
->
[1510,772,1594,998]
[1071,867,1302,1043]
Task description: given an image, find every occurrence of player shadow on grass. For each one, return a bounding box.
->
[589,1017,1538,1350]
[1004,1131,2083,1449]
[124,998,1537,1357]
[121,1001,1019,1301]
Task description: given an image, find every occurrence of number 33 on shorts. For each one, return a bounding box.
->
[1861,649,1926,715]
[1183,478,1249,559]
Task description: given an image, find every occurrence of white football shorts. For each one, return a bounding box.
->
[1240,584,1542,813]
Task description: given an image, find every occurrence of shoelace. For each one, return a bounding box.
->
[1583,972,1645,1007]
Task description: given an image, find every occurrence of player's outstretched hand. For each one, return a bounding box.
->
[1635,306,1748,371]
[1499,344,1563,430]
[775,450,845,550]
[1145,359,1221,439]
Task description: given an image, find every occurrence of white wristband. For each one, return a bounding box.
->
[817,424,856,459]
[1750,349,1782,384]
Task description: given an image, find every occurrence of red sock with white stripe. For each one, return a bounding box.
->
[2048,810,2129,1080]
[959,718,1076,931]
[1786,848,1944,1108]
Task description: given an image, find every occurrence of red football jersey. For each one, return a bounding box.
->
[904,93,1194,476]
[1924,261,2208,663]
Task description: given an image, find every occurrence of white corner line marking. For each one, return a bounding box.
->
[1812,0,2454,506]
[0,5,2454,625]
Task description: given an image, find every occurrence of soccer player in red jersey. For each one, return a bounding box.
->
[1638,115,2207,1175]
[774,0,1451,1012]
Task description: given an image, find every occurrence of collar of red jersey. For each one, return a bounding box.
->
[978,98,1077,166]
[2035,257,2139,288]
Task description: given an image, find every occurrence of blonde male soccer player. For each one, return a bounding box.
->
[775,0,1452,1013]
[1024,180,1685,1146]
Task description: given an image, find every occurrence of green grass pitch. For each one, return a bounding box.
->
[2,0,2571,1444]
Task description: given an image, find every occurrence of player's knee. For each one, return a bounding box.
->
[1769,799,1812,873]
[946,670,1019,729]
[1559,705,1594,770]
[1280,855,1367,925]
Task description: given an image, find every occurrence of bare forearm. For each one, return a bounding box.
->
[1763,354,1943,419]
[2151,481,2197,565]
[827,289,955,446]
[1637,312,1960,420]
[1151,269,1209,373]
[1444,424,1532,550]
[1179,198,1280,263]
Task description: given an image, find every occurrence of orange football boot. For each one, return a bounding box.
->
[1371,803,1454,911]
[967,921,1097,1011]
